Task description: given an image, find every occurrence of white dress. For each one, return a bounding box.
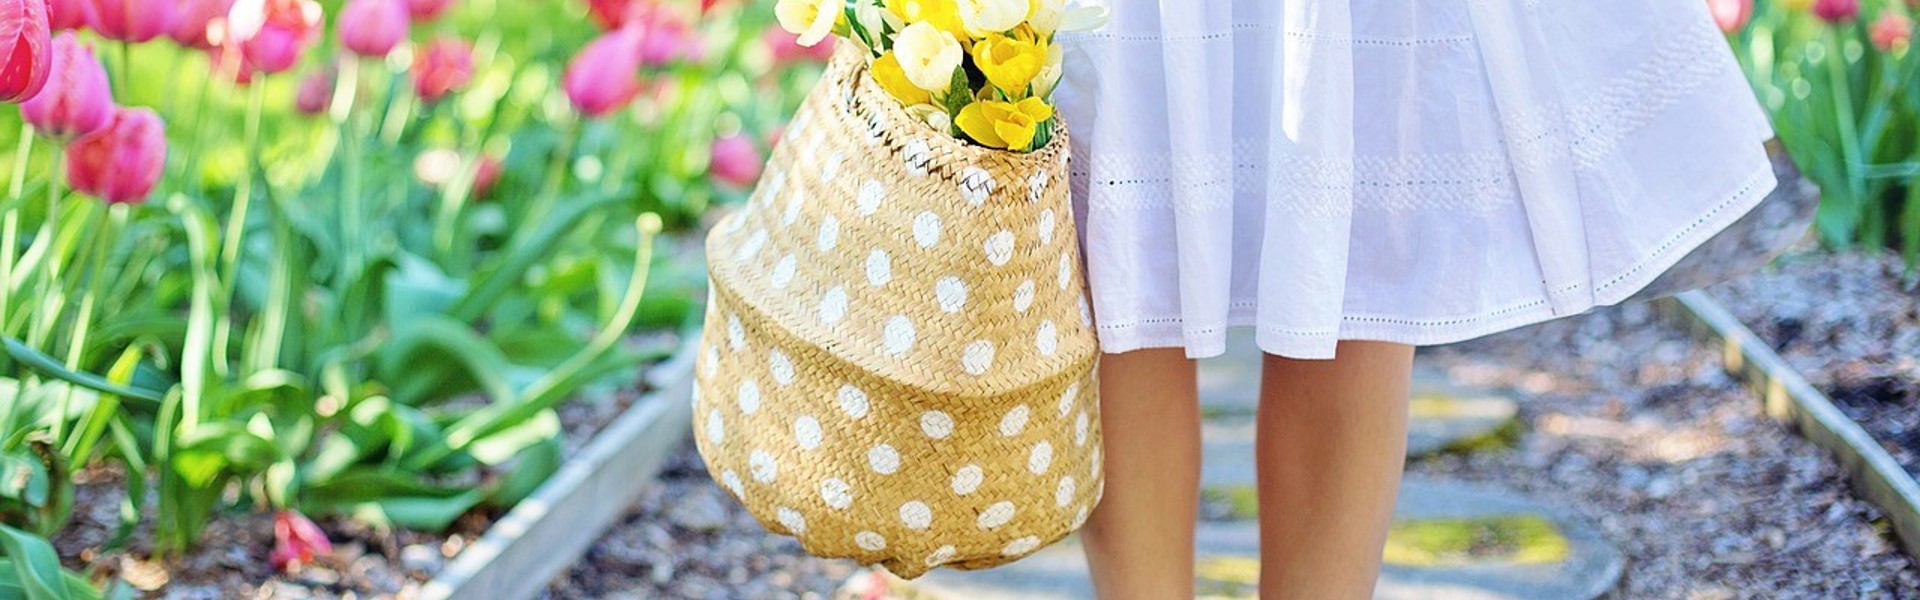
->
[1053,0,1778,360]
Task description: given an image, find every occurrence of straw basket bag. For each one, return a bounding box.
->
[691,47,1104,578]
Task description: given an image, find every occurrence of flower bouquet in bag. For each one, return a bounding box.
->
[692,0,1109,579]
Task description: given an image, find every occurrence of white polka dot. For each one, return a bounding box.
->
[883,316,916,355]
[820,478,853,509]
[1002,536,1040,556]
[962,340,996,376]
[721,470,744,497]
[838,385,870,418]
[1029,441,1054,474]
[705,409,725,444]
[1035,320,1059,357]
[855,531,887,551]
[1058,253,1073,289]
[868,444,900,474]
[1056,476,1077,507]
[1057,383,1079,417]
[899,501,933,530]
[794,415,823,450]
[999,405,1030,437]
[769,254,798,289]
[959,167,995,206]
[817,215,840,251]
[976,501,1016,530]
[1037,208,1056,244]
[1072,505,1090,529]
[1012,280,1035,313]
[913,211,942,248]
[749,449,778,483]
[819,286,848,325]
[1027,170,1049,203]
[1090,446,1101,479]
[984,230,1015,266]
[1074,411,1090,446]
[769,349,796,386]
[857,179,884,215]
[920,411,954,439]
[903,140,932,176]
[782,189,806,225]
[737,380,762,414]
[727,315,746,350]
[821,151,845,183]
[925,544,956,566]
[702,346,719,378]
[951,464,983,495]
[776,507,807,534]
[866,249,892,287]
[935,276,968,313]
[734,229,767,262]
[1079,295,1092,326]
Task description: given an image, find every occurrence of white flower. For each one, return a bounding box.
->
[1032,42,1065,98]
[776,0,842,47]
[852,2,891,47]
[906,104,952,132]
[892,21,964,92]
[1027,0,1065,34]
[1059,0,1109,32]
[960,0,1029,35]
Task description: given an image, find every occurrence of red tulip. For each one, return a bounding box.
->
[20,32,111,137]
[411,37,472,102]
[1814,0,1858,23]
[762,28,832,65]
[1705,0,1752,34]
[225,0,323,75]
[270,510,333,572]
[293,66,331,114]
[404,0,454,21]
[65,106,165,204]
[1,0,51,102]
[169,0,235,49]
[86,0,180,42]
[584,0,634,29]
[1872,11,1913,51]
[708,134,761,188]
[336,0,407,58]
[563,25,644,117]
[46,0,91,31]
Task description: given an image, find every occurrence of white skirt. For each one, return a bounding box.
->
[1054,0,1778,360]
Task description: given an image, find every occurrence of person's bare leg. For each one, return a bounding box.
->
[1256,341,1415,600]
[1082,348,1201,600]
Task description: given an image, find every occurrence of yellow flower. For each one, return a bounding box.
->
[955,97,1053,150]
[775,0,843,47]
[886,0,969,39]
[971,32,1049,94]
[872,51,932,105]
[892,21,964,92]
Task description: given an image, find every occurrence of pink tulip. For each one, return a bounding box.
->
[225,0,323,75]
[1813,0,1858,23]
[20,33,111,137]
[65,106,165,204]
[411,37,472,102]
[293,66,331,114]
[1705,0,1751,34]
[46,0,91,31]
[404,0,454,21]
[1,0,51,102]
[762,28,832,65]
[336,0,407,58]
[635,13,700,66]
[708,134,761,188]
[416,149,503,198]
[1872,11,1913,51]
[563,25,644,117]
[270,510,333,572]
[86,0,179,42]
[169,0,235,49]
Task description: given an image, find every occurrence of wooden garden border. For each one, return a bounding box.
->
[418,335,699,600]
[1661,291,1920,563]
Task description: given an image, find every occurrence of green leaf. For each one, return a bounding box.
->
[301,468,485,531]
[0,339,161,404]
[486,434,561,509]
[0,453,48,508]
[464,409,559,466]
[0,523,72,600]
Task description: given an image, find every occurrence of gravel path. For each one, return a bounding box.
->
[555,298,1920,598]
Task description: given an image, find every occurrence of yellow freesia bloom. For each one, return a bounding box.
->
[872,51,933,105]
[971,32,1049,94]
[886,0,970,40]
[956,97,1054,150]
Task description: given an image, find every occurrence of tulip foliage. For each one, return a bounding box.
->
[1718,0,1920,266]
[0,0,816,594]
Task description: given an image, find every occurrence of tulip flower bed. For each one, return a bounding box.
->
[0,0,823,597]
[1717,0,1920,265]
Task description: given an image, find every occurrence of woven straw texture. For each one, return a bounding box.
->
[692,47,1103,579]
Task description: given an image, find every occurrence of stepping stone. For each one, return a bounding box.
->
[1404,388,1519,458]
[850,478,1621,600]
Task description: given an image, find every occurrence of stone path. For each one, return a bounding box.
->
[845,333,1620,600]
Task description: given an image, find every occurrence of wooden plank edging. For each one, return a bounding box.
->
[1661,291,1920,562]
[419,337,699,600]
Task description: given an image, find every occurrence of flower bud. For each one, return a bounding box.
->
[0,0,52,103]
[65,106,166,204]
[337,0,408,58]
[411,37,472,102]
[20,32,113,137]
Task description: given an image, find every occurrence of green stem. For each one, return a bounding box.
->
[28,147,65,349]
[1826,28,1865,201]
[519,119,582,237]
[51,206,117,445]
[214,82,268,377]
[334,59,366,296]
[2,123,34,339]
